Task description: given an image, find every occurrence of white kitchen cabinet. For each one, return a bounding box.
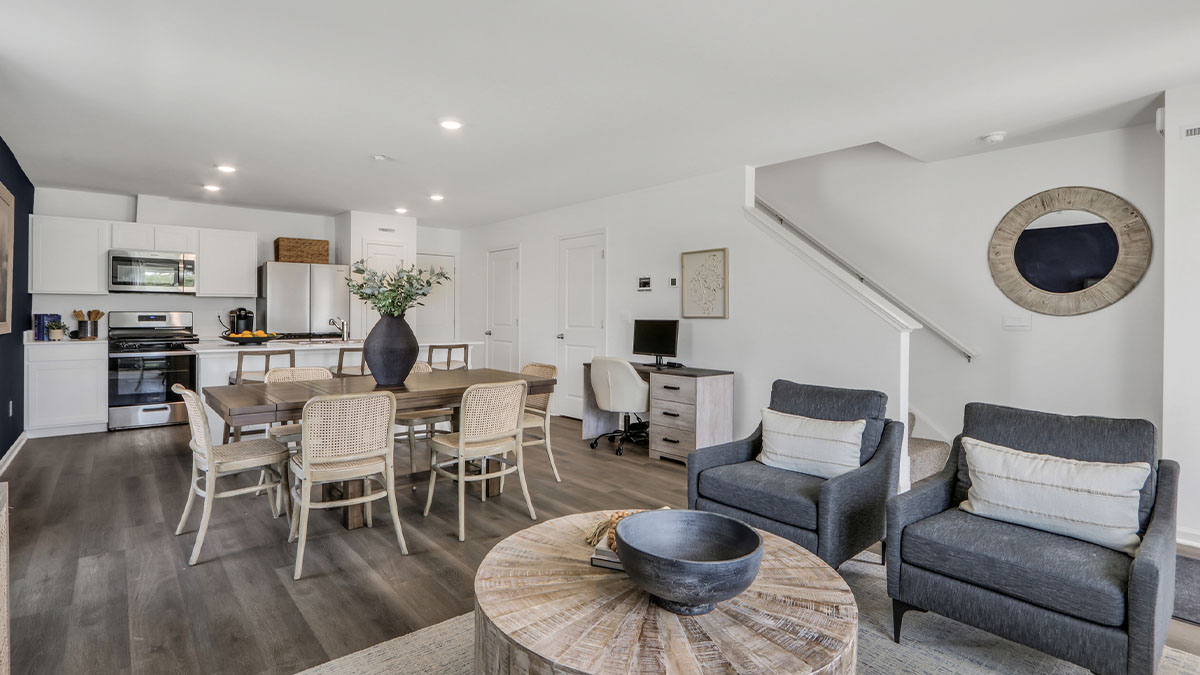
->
[29,215,111,294]
[154,224,199,253]
[196,228,258,297]
[111,222,198,253]
[25,341,109,437]
[110,222,156,250]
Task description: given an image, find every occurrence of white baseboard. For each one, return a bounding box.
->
[1177,525,1200,549]
[0,432,27,478]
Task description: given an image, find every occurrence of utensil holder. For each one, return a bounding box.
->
[77,320,99,340]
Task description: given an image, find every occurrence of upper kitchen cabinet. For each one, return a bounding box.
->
[195,228,258,297]
[334,210,417,338]
[110,222,155,250]
[29,215,111,294]
[111,222,199,252]
[154,224,199,252]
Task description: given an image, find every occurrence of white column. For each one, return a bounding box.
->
[1162,83,1200,546]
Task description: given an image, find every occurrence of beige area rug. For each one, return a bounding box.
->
[302,554,1200,674]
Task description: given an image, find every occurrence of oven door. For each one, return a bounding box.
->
[109,250,196,294]
[108,352,196,429]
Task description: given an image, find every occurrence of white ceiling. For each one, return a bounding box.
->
[2,1,1199,228]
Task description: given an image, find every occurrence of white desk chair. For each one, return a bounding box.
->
[588,357,649,456]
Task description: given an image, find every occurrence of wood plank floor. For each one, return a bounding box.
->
[5,417,1199,673]
[7,417,689,674]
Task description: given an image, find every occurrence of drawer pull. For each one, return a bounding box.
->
[662,385,681,391]
[662,437,680,444]
[662,411,680,417]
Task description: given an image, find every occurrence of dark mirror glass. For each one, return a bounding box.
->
[1013,210,1119,293]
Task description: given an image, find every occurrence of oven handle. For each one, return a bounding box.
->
[109,350,196,358]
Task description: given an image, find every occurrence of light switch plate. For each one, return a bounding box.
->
[1002,313,1033,331]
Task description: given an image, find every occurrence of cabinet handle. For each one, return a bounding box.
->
[484,330,492,336]
[662,437,680,444]
[662,385,680,390]
[142,406,170,413]
[662,411,680,417]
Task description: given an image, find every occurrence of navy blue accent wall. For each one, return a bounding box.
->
[0,134,34,458]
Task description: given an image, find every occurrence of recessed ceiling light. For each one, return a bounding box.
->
[203,184,221,192]
[429,194,444,201]
[372,153,393,161]
[216,164,236,173]
[439,120,462,130]
[395,207,408,214]
[981,131,1007,144]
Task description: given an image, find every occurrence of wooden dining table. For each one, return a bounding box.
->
[202,367,557,529]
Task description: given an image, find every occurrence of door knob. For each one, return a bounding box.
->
[556,333,565,339]
[485,330,493,336]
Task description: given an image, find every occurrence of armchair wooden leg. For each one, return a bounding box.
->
[457,458,467,542]
[385,464,408,555]
[294,480,313,580]
[175,460,199,535]
[892,599,924,643]
[423,455,438,517]
[543,420,561,482]
[189,472,216,566]
[516,449,536,522]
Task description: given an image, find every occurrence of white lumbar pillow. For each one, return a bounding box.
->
[959,436,1151,555]
[756,407,866,479]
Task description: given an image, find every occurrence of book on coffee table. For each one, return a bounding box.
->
[590,539,623,571]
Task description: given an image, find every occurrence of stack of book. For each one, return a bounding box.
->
[33,314,61,341]
[590,540,623,571]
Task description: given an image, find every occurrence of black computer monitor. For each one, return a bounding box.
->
[632,319,679,369]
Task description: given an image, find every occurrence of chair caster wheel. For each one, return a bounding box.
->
[616,448,624,456]
[589,441,598,449]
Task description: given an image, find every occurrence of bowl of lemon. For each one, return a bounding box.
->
[220,330,279,345]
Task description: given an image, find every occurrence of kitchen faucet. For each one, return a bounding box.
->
[329,317,348,341]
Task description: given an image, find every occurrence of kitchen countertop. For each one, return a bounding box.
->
[187,339,482,355]
[24,336,107,346]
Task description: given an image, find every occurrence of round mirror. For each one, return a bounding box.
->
[1013,210,1118,293]
[988,187,1151,316]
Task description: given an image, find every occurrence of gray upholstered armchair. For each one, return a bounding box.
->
[888,403,1178,675]
[687,379,904,569]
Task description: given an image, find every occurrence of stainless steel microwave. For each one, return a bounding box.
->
[109,250,196,294]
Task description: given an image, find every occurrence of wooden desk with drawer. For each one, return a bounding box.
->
[581,363,734,464]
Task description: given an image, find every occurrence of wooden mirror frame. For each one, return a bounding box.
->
[988,186,1151,316]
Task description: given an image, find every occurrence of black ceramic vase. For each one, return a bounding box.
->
[363,314,419,386]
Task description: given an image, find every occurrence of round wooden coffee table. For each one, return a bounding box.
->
[474,511,858,674]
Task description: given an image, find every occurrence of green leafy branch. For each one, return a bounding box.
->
[346,259,451,318]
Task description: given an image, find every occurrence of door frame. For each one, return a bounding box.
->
[555,230,608,417]
[486,244,522,371]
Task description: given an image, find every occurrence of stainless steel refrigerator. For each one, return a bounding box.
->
[257,262,351,335]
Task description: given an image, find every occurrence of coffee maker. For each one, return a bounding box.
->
[226,307,255,334]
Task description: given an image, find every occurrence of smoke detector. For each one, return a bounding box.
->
[981,131,1007,144]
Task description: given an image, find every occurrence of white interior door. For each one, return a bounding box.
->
[556,233,606,418]
[358,239,407,337]
[408,253,456,342]
[486,247,520,371]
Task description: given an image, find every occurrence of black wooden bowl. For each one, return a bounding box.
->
[614,509,763,615]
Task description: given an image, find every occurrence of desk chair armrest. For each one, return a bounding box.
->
[687,425,762,509]
[1127,458,1179,675]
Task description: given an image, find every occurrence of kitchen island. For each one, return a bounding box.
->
[189,339,482,442]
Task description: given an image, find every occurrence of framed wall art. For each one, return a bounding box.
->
[681,247,728,319]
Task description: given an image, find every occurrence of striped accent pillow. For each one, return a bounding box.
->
[959,436,1152,555]
[756,407,866,479]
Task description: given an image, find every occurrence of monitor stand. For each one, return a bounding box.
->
[643,356,668,370]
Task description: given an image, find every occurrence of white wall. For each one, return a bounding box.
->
[756,125,1165,442]
[459,167,909,438]
[1162,85,1200,545]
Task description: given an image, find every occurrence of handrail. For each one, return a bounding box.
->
[754,197,977,362]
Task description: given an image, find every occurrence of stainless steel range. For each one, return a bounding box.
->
[108,311,199,430]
